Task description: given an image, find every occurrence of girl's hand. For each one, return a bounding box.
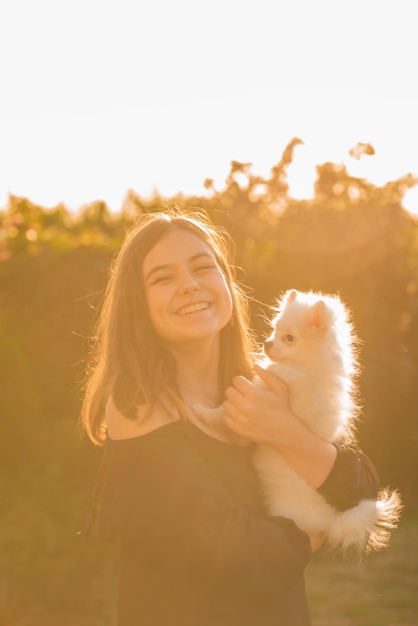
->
[308,532,327,553]
[222,363,303,448]
[222,363,337,489]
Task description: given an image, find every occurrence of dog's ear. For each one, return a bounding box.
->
[285,289,298,303]
[276,289,297,312]
[308,300,327,333]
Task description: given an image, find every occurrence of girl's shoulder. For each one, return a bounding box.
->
[105,396,175,440]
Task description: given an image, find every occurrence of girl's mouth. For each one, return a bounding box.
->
[177,302,210,316]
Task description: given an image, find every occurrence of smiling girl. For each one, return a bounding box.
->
[81,209,379,626]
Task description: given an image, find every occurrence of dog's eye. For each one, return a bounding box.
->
[284,334,295,343]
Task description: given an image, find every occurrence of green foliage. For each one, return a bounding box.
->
[1,140,418,622]
[306,515,418,625]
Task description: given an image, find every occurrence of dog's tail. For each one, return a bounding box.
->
[366,487,403,552]
[326,487,403,558]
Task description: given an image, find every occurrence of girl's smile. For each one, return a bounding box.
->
[175,301,211,316]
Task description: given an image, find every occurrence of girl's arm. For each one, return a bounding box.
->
[222,364,379,504]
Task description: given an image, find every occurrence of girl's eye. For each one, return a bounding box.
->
[152,275,172,285]
[194,264,216,273]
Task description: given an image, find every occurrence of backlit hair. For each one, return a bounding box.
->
[81,208,256,444]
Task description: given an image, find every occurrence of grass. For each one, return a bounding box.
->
[305,514,418,626]
[1,515,416,625]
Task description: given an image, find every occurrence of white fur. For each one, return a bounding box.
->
[194,289,402,556]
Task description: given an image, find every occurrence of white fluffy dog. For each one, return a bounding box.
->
[194,289,402,556]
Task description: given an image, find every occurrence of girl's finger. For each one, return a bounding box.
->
[231,375,254,396]
[223,409,245,435]
[225,386,248,410]
[223,399,240,418]
[254,363,287,393]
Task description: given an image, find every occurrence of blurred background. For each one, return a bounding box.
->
[1,0,417,624]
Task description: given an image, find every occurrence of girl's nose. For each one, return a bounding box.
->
[179,274,200,294]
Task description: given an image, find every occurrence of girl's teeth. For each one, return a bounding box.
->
[179,303,208,315]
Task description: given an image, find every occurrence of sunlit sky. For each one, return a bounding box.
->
[1,0,417,214]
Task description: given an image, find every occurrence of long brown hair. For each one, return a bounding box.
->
[81,208,256,444]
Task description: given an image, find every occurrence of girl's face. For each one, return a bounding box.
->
[143,229,233,349]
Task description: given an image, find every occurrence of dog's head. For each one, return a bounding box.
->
[264,290,333,366]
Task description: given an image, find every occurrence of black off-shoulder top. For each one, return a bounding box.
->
[81,420,378,626]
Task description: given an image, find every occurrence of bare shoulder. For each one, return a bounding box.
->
[105,396,174,440]
[105,396,146,440]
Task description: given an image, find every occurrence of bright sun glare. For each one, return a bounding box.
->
[0,1,417,215]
